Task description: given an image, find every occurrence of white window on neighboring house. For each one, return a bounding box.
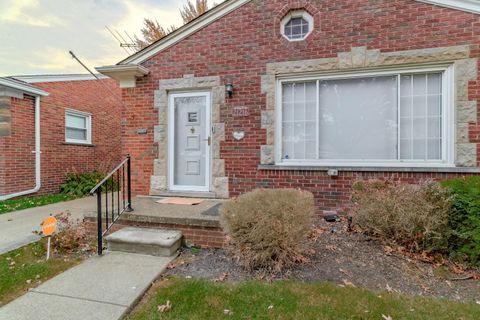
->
[65,110,92,144]
[277,67,454,167]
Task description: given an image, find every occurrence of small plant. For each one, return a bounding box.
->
[60,171,104,197]
[60,170,120,197]
[220,189,314,272]
[441,176,480,268]
[352,180,452,253]
[49,212,95,254]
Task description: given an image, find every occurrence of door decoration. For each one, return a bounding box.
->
[233,131,245,141]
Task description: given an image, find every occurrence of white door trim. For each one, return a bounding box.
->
[168,91,211,192]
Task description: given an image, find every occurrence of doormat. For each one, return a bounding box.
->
[156,197,205,205]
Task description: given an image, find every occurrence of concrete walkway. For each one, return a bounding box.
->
[0,251,173,320]
[0,197,96,254]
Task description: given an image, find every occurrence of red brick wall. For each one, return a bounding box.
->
[0,79,122,198]
[121,0,480,212]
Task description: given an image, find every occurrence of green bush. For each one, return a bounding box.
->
[352,180,452,253]
[60,171,104,197]
[441,176,480,267]
[220,189,314,272]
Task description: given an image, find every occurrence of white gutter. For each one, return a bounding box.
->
[0,96,42,201]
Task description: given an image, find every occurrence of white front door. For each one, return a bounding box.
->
[168,92,211,192]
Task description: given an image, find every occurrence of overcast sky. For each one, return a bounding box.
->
[0,0,218,76]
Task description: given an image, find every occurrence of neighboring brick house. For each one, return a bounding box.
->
[97,0,480,213]
[0,75,122,200]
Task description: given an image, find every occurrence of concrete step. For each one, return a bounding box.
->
[105,227,182,257]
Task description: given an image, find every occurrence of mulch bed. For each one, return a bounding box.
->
[165,219,480,303]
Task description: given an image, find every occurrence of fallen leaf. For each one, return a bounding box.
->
[223,309,233,316]
[214,272,229,283]
[382,315,393,320]
[339,268,352,277]
[383,246,394,255]
[309,227,326,241]
[157,300,172,313]
[386,283,393,293]
[26,279,32,284]
[342,279,356,287]
[420,283,432,293]
[267,305,274,310]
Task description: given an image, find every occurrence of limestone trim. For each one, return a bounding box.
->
[261,45,478,167]
[150,74,228,198]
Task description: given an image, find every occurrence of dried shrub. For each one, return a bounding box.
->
[220,189,314,272]
[352,180,451,253]
[49,212,96,254]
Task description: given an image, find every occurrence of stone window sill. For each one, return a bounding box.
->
[62,142,96,147]
[258,164,480,173]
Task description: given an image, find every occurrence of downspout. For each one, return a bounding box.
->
[0,96,41,201]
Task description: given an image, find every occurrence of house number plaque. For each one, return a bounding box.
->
[233,106,250,117]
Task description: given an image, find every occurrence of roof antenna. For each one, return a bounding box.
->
[106,26,139,53]
[68,50,124,105]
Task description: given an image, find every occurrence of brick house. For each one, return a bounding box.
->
[0,75,122,200]
[97,0,480,213]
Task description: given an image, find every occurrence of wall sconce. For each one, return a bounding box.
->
[226,83,234,98]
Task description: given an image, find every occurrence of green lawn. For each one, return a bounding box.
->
[0,240,83,306]
[128,278,480,320]
[0,194,76,214]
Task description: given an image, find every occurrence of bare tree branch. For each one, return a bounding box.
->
[133,0,211,51]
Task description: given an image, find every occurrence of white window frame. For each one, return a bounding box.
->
[275,64,455,168]
[65,109,92,145]
[280,10,314,42]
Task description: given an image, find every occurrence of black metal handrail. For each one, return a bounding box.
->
[90,155,133,255]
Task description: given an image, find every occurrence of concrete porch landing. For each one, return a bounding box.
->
[84,196,227,248]
[87,196,224,228]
